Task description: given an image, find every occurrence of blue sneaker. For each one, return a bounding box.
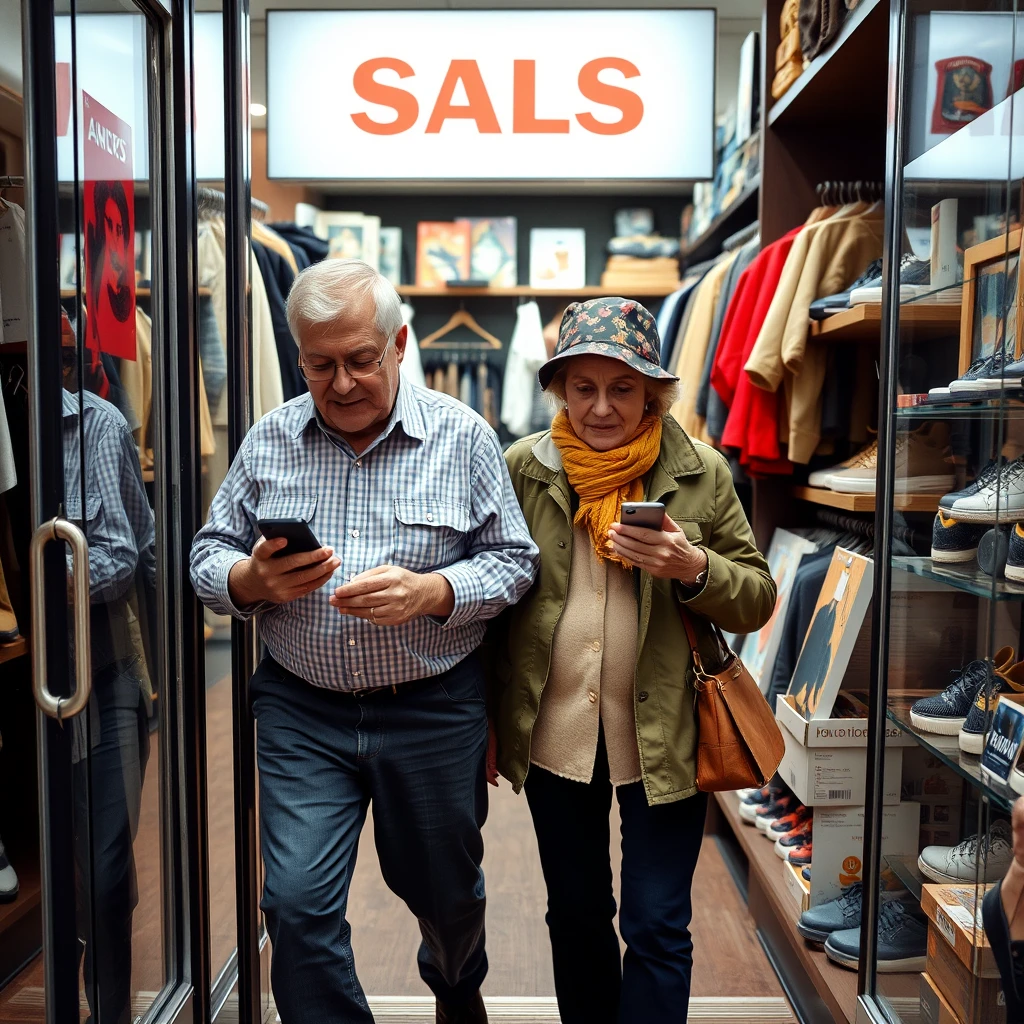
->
[910,648,1012,735]
[959,658,1024,754]
[824,899,927,973]
[1007,523,1024,584]
[931,512,989,564]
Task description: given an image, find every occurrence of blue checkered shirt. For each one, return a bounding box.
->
[190,384,539,690]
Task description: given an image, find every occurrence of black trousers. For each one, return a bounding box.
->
[524,735,708,1024]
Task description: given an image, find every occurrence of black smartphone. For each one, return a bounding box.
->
[620,501,666,530]
[257,517,323,558]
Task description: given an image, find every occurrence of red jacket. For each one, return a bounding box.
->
[712,227,802,472]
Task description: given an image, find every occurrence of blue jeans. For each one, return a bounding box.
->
[250,655,489,1023]
[524,734,708,1024]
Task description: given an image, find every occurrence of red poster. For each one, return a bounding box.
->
[83,90,136,360]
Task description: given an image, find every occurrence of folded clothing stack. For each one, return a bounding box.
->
[600,255,681,292]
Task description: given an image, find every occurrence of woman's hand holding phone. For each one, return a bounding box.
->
[608,514,708,584]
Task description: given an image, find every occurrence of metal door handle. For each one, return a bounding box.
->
[30,517,92,720]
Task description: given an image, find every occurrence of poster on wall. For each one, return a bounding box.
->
[83,90,136,361]
[931,56,993,134]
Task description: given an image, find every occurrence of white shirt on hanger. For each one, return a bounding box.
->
[0,202,28,345]
[400,302,426,389]
[501,300,547,438]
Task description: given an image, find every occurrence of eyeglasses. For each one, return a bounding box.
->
[298,334,394,382]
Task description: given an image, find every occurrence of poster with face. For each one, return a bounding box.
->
[83,90,136,360]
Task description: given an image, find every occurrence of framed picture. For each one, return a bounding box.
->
[786,548,873,721]
[742,529,818,695]
[416,221,471,287]
[459,217,517,287]
[529,228,586,290]
[314,211,381,270]
[379,227,403,286]
[959,227,1023,372]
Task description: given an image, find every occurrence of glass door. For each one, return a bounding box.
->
[23,1,196,1020]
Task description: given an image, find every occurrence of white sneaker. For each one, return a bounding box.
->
[0,834,18,903]
[949,455,1024,523]
[917,819,1013,883]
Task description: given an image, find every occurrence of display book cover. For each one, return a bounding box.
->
[979,694,1024,789]
[315,211,381,271]
[529,228,586,290]
[785,547,874,721]
[416,221,472,287]
[734,528,818,695]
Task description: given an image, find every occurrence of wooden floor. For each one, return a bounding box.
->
[0,660,788,1019]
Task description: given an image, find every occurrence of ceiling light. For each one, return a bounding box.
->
[250,103,267,118]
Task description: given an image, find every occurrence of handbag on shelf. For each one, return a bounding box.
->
[678,606,786,793]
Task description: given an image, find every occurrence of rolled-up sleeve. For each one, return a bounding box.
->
[190,432,267,619]
[677,450,776,635]
[435,428,539,629]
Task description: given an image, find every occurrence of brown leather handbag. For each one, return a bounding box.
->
[679,607,786,793]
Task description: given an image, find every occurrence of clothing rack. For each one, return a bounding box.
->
[815,180,883,206]
[198,186,268,222]
[813,507,921,548]
[722,220,759,253]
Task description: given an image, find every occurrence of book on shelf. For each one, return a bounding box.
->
[529,228,586,290]
[416,221,472,287]
[458,217,517,288]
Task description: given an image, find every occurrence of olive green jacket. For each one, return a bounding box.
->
[489,416,776,806]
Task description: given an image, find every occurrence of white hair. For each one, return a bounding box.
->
[286,258,402,344]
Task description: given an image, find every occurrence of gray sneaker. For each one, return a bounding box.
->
[918,819,1013,883]
[797,876,908,944]
[824,899,927,972]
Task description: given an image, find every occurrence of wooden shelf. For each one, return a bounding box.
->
[716,791,862,1024]
[794,486,943,513]
[0,637,27,666]
[396,285,679,298]
[767,0,886,130]
[811,303,961,343]
[680,174,760,267]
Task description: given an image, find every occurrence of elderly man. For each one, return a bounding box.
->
[190,259,538,1024]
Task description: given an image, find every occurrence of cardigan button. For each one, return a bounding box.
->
[558,540,567,548]
[638,691,649,703]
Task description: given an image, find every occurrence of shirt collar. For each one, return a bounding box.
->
[296,383,427,448]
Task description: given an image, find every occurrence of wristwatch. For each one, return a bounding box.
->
[690,549,709,588]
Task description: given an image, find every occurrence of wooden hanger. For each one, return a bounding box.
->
[419,307,502,350]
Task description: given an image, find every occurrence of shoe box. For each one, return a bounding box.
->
[920,971,963,1024]
[925,926,1004,1024]
[776,693,912,807]
[921,884,1000,977]
[784,861,811,914]
[922,883,1004,1024]
[808,802,920,908]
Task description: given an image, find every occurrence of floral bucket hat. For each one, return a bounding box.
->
[537,297,678,390]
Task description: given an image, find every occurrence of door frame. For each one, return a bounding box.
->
[22,1,208,1021]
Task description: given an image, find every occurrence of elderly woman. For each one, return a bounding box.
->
[490,298,775,1024]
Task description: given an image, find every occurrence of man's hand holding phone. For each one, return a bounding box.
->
[228,536,340,608]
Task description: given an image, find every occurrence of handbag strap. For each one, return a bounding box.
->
[677,604,732,679]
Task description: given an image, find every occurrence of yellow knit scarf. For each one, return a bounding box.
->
[551,411,663,565]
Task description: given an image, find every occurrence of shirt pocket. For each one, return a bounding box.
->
[65,491,102,527]
[255,491,318,527]
[393,498,471,573]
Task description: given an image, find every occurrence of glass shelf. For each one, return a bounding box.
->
[892,557,1024,601]
[884,853,925,902]
[886,697,1018,813]
[895,396,1024,421]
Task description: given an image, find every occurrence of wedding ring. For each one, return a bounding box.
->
[371,607,378,625]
